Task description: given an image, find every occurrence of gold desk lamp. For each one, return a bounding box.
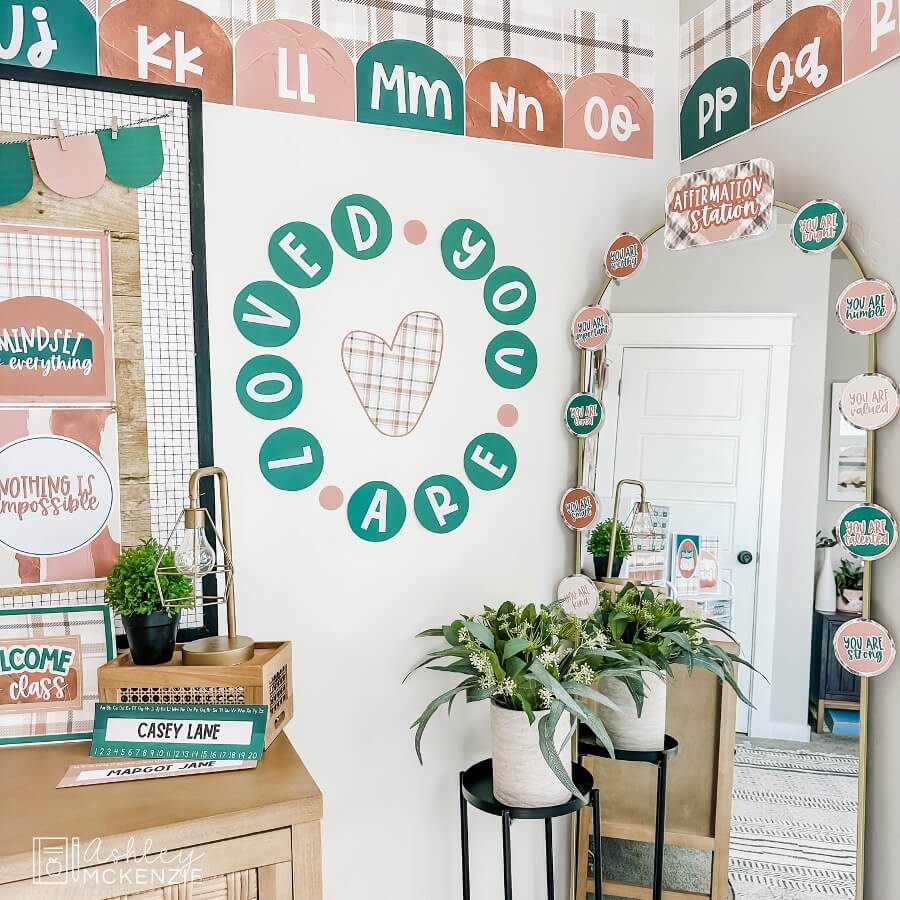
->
[155,466,255,666]
[606,477,656,579]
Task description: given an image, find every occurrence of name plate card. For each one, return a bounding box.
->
[90,704,268,761]
[58,757,258,788]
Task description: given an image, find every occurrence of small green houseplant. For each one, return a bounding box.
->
[408,601,641,806]
[587,518,632,578]
[581,583,755,750]
[834,558,864,612]
[105,540,193,665]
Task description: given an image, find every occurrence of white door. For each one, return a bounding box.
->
[613,347,770,733]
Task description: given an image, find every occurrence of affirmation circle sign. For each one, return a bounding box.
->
[571,306,612,351]
[557,575,599,620]
[560,487,599,531]
[836,278,896,336]
[565,393,604,437]
[0,436,114,556]
[790,199,847,254]
[604,233,645,280]
[837,503,898,561]
[839,373,900,431]
[833,618,896,677]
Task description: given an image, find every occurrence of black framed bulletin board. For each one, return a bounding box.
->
[0,64,216,642]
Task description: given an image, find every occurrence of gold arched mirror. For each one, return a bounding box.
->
[571,203,872,900]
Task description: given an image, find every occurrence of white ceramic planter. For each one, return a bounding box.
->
[815,546,838,613]
[490,701,572,807]
[596,673,667,751]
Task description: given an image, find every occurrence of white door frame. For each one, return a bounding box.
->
[597,313,795,738]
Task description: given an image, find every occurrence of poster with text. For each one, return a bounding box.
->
[0,409,120,587]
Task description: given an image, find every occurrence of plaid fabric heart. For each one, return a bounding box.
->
[341,311,443,437]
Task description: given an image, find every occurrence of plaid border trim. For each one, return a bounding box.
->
[230,0,655,100]
[680,0,851,103]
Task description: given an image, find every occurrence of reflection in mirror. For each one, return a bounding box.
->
[574,207,866,900]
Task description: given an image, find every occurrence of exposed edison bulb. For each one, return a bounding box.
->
[174,511,216,576]
[630,502,655,541]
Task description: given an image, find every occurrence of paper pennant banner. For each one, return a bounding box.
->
[97,125,164,188]
[0,143,33,206]
[31,133,106,198]
[839,373,900,431]
[560,487,599,531]
[791,200,847,254]
[604,233,645,280]
[833,618,896,678]
[557,574,599,619]
[836,279,896,336]
[837,503,898,561]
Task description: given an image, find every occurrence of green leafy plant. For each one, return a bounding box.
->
[407,601,645,796]
[105,540,194,618]
[583,582,758,714]
[587,519,632,560]
[834,558,864,595]
[816,528,839,549]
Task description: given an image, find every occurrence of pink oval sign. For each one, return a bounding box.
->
[571,306,612,351]
[836,278,896,335]
[833,618,896,678]
[560,487,599,531]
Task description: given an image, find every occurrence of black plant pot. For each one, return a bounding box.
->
[121,609,180,665]
[593,555,623,579]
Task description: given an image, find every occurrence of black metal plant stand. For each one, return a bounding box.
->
[460,759,600,900]
[577,725,680,900]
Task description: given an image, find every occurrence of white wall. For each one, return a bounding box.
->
[202,4,679,896]
[678,4,900,891]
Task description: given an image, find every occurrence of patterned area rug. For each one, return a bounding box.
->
[730,741,859,899]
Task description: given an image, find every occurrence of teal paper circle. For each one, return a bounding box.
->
[565,393,604,437]
[791,200,847,254]
[838,503,898,561]
[414,474,470,533]
[236,355,302,420]
[463,433,517,491]
[485,331,538,389]
[441,219,495,281]
[269,222,333,288]
[331,193,393,260]
[347,481,407,541]
[483,266,536,325]
[259,428,323,491]
[233,281,300,347]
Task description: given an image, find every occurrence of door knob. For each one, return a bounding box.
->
[737,550,753,565]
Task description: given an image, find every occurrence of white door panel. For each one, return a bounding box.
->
[614,347,770,733]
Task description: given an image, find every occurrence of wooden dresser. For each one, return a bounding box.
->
[0,734,322,899]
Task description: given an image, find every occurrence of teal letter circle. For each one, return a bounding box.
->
[259,427,324,491]
[441,219,496,281]
[236,355,303,420]
[414,474,470,534]
[331,194,393,260]
[233,280,300,347]
[269,221,334,288]
[463,433,517,490]
[347,481,407,542]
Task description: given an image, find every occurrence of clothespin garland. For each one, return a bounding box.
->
[52,118,68,151]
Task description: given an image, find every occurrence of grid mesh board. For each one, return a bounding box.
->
[0,79,204,631]
[0,229,104,324]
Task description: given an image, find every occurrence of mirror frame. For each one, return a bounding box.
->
[569,202,873,900]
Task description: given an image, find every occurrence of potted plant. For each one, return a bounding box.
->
[587,518,632,578]
[582,583,755,751]
[105,539,194,665]
[834,558,864,613]
[408,601,641,807]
